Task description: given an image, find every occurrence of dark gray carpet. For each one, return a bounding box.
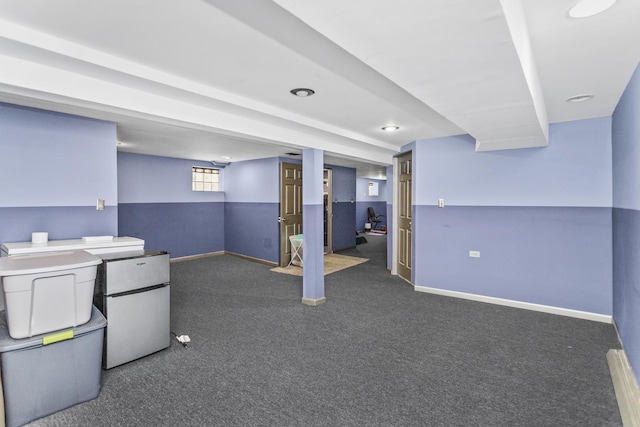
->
[30,234,622,426]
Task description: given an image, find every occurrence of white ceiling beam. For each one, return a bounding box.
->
[202,0,462,136]
[0,53,395,165]
[484,0,548,151]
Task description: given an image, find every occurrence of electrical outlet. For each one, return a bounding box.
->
[438,198,445,208]
[96,198,105,210]
[469,250,480,258]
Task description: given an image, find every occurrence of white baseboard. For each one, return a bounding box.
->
[170,251,224,262]
[170,251,279,267]
[414,285,612,323]
[225,251,278,267]
[302,297,326,306]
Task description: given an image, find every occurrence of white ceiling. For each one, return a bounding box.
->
[0,0,638,178]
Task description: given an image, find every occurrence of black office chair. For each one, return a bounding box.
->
[367,207,384,231]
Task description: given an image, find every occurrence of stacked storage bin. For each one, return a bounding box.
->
[0,250,106,427]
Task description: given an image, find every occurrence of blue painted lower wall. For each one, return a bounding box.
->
[303,204,325,300]
[356,201,386,232]
[224,202,279,263]
[118,202,224,258]
[0,206,117,244]
[413,205,612,315]
[386,203,392,271]
[332,202,356,251]
[116,199,349,264]
[613,208,640,375]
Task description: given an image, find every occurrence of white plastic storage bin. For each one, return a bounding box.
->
[0,250,102,339]
[0,306,106,427]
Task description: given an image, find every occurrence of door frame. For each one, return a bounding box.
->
[391,155,399,276]
[392,151,412,281]
[323,168,333,254]
[279,162,303,267]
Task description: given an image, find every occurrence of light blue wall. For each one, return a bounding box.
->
[613,64,640,211]
[0,103,117,243]
[224,157,279,203]
[356,178,386,202]
[612,63,640,378]
[224,157,281,262]
[356,178,387,231]
[409,117,613,315]
[0,104,118,208]
[117,152,224,258]
[414,120,612,207]
[222,158,358,262]
[0,110,357,262]
[118,152,224,203]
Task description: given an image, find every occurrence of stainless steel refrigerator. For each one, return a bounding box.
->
[94,250,170,369]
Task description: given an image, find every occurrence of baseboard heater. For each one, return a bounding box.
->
[607,348,640,426]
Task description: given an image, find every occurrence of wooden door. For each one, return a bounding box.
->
[280,162,303,266]
[323,168,332,254]
[397,152,412,281]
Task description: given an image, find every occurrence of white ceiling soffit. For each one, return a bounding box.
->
[0,0,639,176]
[272,0,549,152]
[0,0,459,168]
[0,23,392,166]
[524,0,640,123]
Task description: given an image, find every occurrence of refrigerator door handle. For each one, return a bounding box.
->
[107,282,168,298]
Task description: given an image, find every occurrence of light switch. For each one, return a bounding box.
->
[96,198,105,211]
[438,198,445,208]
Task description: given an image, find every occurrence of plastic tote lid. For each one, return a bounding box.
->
[0,306,106,352]
[0,250,102,277]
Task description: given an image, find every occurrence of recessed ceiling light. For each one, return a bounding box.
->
[220,155,232,160]
[381,126,400,132]
[290,88,315,97]
[568,0,616,18]
[566,94,595,103]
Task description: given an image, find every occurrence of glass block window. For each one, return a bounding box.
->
[192,167,220,191]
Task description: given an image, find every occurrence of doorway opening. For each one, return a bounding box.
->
[324,168,333,254]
